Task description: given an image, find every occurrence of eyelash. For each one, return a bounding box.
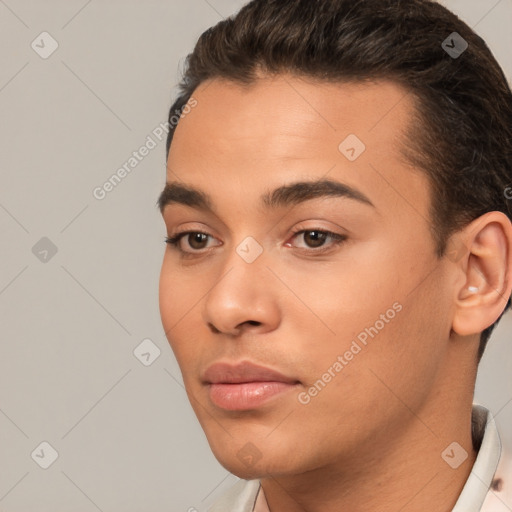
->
[165,228,347,256]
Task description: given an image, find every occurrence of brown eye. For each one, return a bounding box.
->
[303,230,328,248]
[288,228,347,254]
[187,233,209,250]
[165,231,216,253]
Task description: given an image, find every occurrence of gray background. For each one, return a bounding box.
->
[0,0,511,510]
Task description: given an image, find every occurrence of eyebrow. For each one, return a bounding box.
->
[157,178,375,215]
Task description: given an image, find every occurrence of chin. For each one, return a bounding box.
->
[207,445,260,477]
[209,440,303,481]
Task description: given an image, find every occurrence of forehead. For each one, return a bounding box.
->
[171,75,415,154]
[166,75,430,220]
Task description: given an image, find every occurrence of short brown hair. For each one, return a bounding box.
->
[164,0,512,360]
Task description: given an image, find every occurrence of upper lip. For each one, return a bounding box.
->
[203,361,299,385]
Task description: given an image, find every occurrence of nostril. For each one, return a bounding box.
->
[208,323,221,334]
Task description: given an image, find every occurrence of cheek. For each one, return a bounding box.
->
[291,247,446,408]
[158,260,199,364]
[287,248,401,345]
[158,254,173,311]
[159,255,202,331]
[287,303,441,452]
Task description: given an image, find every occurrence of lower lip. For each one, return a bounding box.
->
[208,381,298,410]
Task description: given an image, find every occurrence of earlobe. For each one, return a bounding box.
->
[451,212,512,337]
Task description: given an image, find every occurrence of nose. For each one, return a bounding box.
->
[202,250,281,337]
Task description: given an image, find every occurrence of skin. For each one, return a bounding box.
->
[158,74,512,512]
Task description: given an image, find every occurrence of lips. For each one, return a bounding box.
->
[203,361,298,385]
[203,361,300,410]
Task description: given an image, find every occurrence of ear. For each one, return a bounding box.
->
[451,211,512,337]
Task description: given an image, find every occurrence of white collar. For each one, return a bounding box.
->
[452,404,501,511]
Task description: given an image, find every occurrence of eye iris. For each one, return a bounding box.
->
[304,230,326,248]
[189,233,208,249]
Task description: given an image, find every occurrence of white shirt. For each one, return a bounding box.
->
[209,405,511,511]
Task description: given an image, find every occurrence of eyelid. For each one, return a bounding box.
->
[286,227,347,253]
[165,230,221,253]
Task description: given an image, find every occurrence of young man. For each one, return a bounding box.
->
[157,0,512,510]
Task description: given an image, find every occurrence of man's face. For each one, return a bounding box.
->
[159,76,456,478]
